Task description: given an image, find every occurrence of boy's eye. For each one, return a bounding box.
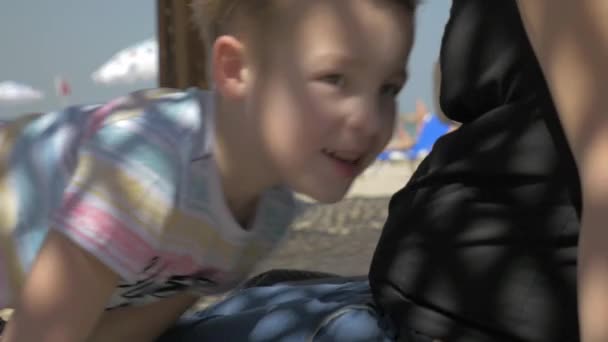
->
[319,74,346,88]
[380,83,403,97]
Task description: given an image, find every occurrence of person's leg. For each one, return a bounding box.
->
[312,304,395,342]
[158,279,397,342]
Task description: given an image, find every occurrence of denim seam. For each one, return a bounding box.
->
[308,304,381,342]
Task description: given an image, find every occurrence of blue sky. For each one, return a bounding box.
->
[0,1,450,118]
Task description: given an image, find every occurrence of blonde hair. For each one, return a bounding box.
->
[191,0,419,46]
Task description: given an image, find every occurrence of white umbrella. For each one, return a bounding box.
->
[92,39,158,85]
[0,81,44,104]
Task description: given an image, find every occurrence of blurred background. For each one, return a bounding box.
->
[0,1,449,120]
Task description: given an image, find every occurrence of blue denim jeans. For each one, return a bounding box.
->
[158,279,438,342]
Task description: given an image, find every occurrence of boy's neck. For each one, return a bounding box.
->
[212,95,279,226]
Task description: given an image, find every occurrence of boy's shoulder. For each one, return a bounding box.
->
[92,87,214,146]
[105,87,212,128]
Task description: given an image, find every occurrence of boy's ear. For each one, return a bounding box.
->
[211,36,250,100]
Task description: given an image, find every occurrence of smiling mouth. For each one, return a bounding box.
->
[322,148,363,166]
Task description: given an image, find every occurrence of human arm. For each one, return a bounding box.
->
[1,91,196,341]
[2,230,119,342]
[3,232,198,342]
[386,127,415,150]
[515,2,608,341]
[88,292,198,342]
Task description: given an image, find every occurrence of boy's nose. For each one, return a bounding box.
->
[346,100,382,140]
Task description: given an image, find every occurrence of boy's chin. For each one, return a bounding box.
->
[299,186,351,204]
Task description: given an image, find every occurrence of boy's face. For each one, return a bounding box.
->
[245,0,414,202]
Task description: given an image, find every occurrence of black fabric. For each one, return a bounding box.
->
[240,269,340,288]
[369,1,582,341]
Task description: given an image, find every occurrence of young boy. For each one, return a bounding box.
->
[0,0,416,340]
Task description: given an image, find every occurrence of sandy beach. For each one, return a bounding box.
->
[257,161,413,276]
[186,161,414,309]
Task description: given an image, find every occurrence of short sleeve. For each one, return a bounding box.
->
[52,102,187,283]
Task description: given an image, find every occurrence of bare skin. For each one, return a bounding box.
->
[2,231,119,341]
[516,1,608,341]
[2,230,197,342]
[88,293,198,342]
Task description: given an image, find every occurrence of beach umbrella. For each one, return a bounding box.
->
[0,81,44,104]
[92,39,157,85]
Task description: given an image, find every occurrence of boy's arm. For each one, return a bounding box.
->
[2,230,119,342]
[516,1,608,341]
[88,292,198,342]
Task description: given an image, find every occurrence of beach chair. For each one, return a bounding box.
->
[370,113,452,174]
[405,112,452,161]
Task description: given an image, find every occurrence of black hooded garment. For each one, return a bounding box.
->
[369,1,582,341]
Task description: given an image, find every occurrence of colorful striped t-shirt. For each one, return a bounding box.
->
[0,88,295,309]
